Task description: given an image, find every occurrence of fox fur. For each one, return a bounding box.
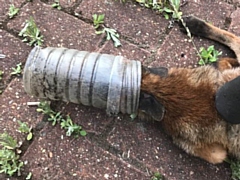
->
[139,16,240,164]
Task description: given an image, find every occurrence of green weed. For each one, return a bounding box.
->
[11,63,22,76]
[36,101,55,115]
[130,113,137,120]
[18,121,33,141]
[135,0,163,8]
[151,172,163,180]
[8,4,19,18]
[167,0,182,20]
[19,16,44,46]
[26,172,32,179]
[0,133,23,176]
[60,115,87,137]
[0,133,18,150]
[100,28,121,47]
[93,14,105,29]
[0,70,3,80]
[135,0,182,20]
[0,70,3,94]
[37,101,87,137]
[52,0,61,10]
[226,158,240,180]
[93,14,121,47]
[198,45,222,65]
[37,101,62,126]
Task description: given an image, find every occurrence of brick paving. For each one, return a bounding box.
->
[1,0,240,179]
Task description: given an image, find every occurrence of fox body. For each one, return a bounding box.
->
[139,16,240,164]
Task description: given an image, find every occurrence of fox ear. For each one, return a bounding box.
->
[216,76,240,124]
[146,67,168,77]
[138,92,165,121]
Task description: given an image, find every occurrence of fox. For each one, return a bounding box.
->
[138,15,240,164]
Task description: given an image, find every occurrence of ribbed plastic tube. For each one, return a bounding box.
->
[23,46,142,115]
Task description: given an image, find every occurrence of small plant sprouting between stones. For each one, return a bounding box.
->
[26,172,32,180]
[18,121,33,141]
[130,113,137,120]
[136,0,193,39]
[93,14,105,29]
[0,70,3,81]
[135,0,182,20]
[0,133,18,150]
[11,62,22,76]
[225,158,240,180]
[0,69,3,94]
[151,172,163,180]
[92,14,121,47]
[198,45,222,65]
[37,101,87,137]
[154,0,182,20]
[8,4,19,19]
[60,115,87,137]
[0,133,23,176]
[52,0,61,10]
[19,16,44,46]
[166,0,182,20]
[135,0,163,9]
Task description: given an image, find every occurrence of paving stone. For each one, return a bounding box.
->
[229,8,240,36]
[181,0,233,27]
[22,124,150,180]
[44,0,80,9]
[0,78,43,138]
[233,0,240,3]
[99,40,151,63]
[76,0,169,50]
[7,0,102,51]
[0,30,31,82]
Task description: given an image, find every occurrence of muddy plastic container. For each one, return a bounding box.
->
[23,46,142,115]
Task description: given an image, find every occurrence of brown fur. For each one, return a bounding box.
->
[139,16,240,164]
[217,57,239,72]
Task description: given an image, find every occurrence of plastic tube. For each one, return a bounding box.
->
[23,46,142,115]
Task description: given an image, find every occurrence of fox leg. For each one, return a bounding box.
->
[181,15,240,62]
[217,57,239,71]
[174,137,227,164]
[193,143,227,164]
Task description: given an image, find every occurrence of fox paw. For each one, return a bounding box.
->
[179,15,210,37]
